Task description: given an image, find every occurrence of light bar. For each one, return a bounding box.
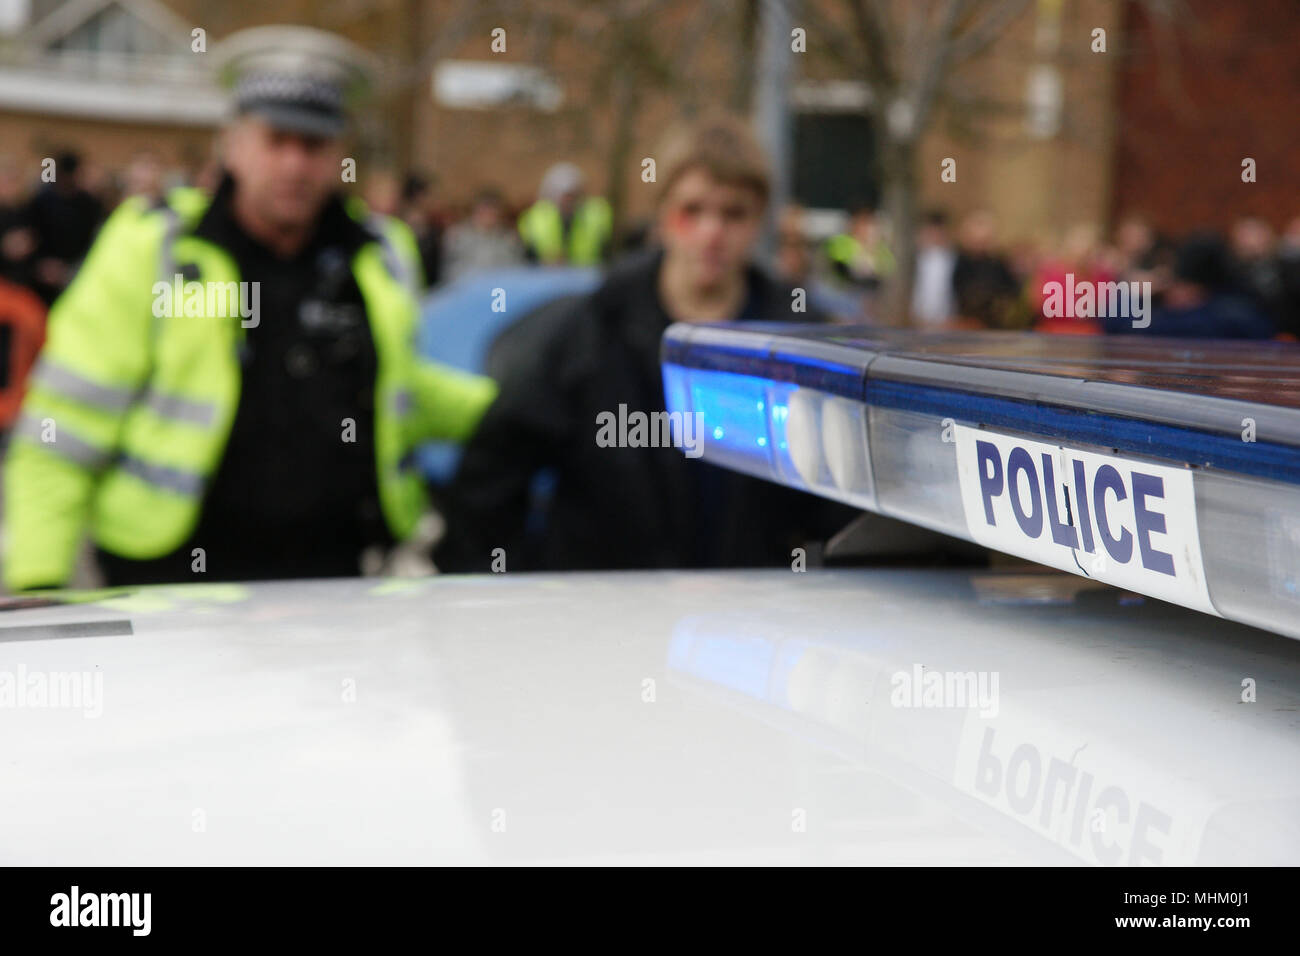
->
[661,323,1300,640]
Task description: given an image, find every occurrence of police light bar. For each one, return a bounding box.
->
[661,324,1300,640]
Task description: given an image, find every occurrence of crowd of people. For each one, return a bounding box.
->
[0,149,608,312]
[776,205,1300,339]
[0,150,118,307]
[3,142,1297,343]
[356,159,614,287]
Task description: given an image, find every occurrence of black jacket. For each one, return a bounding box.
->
[435,249,856,572]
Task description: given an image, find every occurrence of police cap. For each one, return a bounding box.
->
[215,26,377,138]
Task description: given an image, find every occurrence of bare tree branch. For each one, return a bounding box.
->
[909,0,967,132]
[797,1,866,74]
[845,0,898,91]
[861,0,903,61]
[947,0,1032,65]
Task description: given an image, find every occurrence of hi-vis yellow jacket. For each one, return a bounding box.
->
[3,188,497,590]
[517,196,611,265]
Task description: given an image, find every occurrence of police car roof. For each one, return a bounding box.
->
[3,570,1298,864]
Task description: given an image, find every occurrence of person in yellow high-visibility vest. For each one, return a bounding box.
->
[2,26,496,590]
[518,162,612,266]
[825,205,895,289]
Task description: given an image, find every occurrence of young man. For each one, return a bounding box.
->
[436,116,853,572]
[3,27,496,589]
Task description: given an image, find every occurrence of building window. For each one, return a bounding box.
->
[792,111,878,211]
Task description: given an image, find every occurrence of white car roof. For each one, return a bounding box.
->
[3,568,1297,865]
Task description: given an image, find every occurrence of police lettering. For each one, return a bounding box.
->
[974,439,1176,576]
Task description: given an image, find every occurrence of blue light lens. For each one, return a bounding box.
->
[664,364,776,479]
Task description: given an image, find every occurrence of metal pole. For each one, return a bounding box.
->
[752,0,797,264]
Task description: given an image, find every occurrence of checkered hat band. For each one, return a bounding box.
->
[234,72,344,116]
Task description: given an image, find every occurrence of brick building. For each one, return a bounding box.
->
[1110,0,1300,234]
[0,0,1294,243]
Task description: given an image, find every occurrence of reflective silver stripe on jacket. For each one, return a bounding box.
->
[157,205,183,284]
[142,390,217,428]
[12,413,111,469]
[368,215,415,293]
[31,358,217,428]
[147,209,222,428]
[119,455,204,496]
[154,205,184,343]
[15,414,203,495]
[29,359,134,413]
[392,389,413,416]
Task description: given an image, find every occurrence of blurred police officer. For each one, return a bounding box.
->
[4,26,497,588]
[518,162,612,266]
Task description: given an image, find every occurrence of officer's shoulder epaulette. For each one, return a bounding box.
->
[343,193,368,220]
[161,186,212,229]
[90,195,170,245]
